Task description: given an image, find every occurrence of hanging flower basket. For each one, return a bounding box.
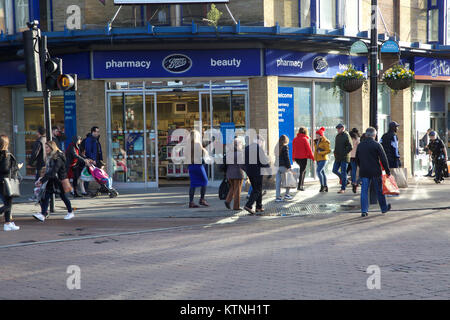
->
[385,78,412,91]
[382,65,415,92]
[332,65,367,96]
[339,78,365,92]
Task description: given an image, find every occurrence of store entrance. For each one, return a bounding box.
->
[106,81,248,188]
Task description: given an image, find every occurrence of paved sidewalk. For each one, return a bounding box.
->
[10,175,450,220]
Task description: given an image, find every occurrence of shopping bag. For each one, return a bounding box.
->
[281,170,297,188]
[80,167,95,182]
[391,168,408,188]
[218,178,230,200]
[382,174,400,196]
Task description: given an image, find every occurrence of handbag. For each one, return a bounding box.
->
[382,173,400,196]
[281,170,297,188]
[218,178,230,200]
[61,178,73,194]
[2,154,21,198]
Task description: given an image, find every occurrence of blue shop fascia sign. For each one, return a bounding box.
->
[265,49,368,78]
[93,49,262,78]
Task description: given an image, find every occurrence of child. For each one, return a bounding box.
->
[97,160,113,190]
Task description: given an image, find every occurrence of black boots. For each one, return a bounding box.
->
[319,185,328,192]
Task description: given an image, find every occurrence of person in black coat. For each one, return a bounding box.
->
[29,126,47,183]
[33,141,74,222]
[0,135,22,231]
[66,136,90,197]
[356,127,392,217]
[275,135,293,202]
[243,135,270,215]
[380,121,401,168]
[427,131,448,184]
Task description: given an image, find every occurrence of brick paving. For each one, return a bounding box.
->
[0,177,449,299]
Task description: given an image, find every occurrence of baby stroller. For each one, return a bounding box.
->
[87,165,119,198]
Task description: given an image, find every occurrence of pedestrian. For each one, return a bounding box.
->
[427,131,447,184]
[84,126,103,166]
[243,135,270,215]
[292,127,314,191]
[380,121,401,168]
[66,136,91,197]
[33,140,75,222]
[187,130,209,208]
[333,124,353,194]
[356,127,392,217]
[29,126,47,183]
[421,128,434,177]
[52,126,66,152]
[349,128,361,193]
[83,126,103,193]
[275,135,293,202]
[0,135,22,231]
[313,127,331,192]
[224,138,245,210]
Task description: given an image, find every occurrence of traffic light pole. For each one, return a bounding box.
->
[40,34,55,213]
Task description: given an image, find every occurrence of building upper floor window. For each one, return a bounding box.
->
[447,1,450,44]
[0,0,29,34]
[319,0,336,29]
[313,0,360,32]
[428,0,439,42]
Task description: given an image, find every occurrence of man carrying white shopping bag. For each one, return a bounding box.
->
[355,127,392,217]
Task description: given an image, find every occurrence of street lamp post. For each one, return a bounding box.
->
[369,0,378,205]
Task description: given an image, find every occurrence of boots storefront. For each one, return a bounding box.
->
[95,49,261,187]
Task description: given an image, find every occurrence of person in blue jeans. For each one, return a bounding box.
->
[355,127,392,217]
[333,124,353,193]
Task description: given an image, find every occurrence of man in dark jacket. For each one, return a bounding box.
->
[380,121,401,168]
[84,126,103,166]
[29,127,47,183]
[243,135,270,215]
[333,124,353,193]
[356,127,392,217]
[427,131,447,184]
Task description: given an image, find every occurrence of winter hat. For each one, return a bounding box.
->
[316,127,326,136]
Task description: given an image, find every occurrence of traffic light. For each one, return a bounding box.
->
[57,73,77,91]
[45,57,62,90]
[17,27,42,92]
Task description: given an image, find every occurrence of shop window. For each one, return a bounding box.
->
[21,95,64,176]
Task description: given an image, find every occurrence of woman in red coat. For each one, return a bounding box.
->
[292,127,314,191]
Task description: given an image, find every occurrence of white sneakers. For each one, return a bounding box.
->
[4,222,20,231]
[33,213,46,222]
[33,212,75,221]
[64,212,75,220]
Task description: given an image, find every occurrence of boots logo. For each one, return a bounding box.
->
[163,54,193,73]
[313,56,328,74]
